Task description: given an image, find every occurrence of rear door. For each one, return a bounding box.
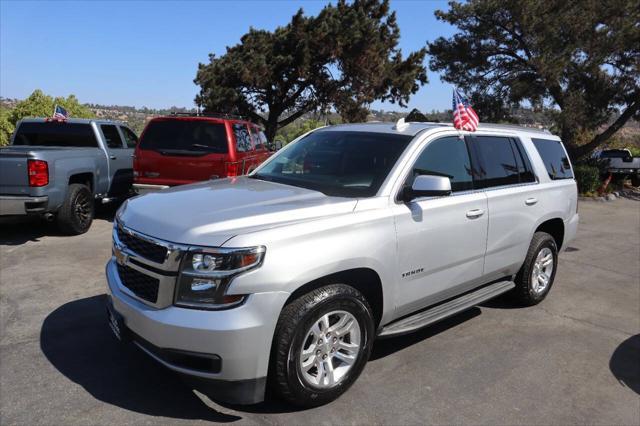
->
[99,124,132,196]
[136,119,229,185]
[467,134,540,281]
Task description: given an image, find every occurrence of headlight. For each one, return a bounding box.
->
[175,246,265,309]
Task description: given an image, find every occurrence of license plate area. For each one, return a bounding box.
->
[106,299,129,342]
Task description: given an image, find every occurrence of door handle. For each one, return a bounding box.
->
[109,155,117,160]
[525,197,538,206]
[466,209,485,219]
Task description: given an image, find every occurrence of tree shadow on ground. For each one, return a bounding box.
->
[40,295,241,422]
[609,334,640,395]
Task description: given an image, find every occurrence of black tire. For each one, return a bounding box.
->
[271,284,375,407]
[631,175,640,187]
[56,183,94,235]
[513,232,558,306]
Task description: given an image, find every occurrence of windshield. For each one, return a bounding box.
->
[600,150,630,159]
[139,120,228,155]
[13,122,98,147]
[252,130,412,197]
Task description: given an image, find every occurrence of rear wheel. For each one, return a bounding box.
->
[56,183,94,235]
[513,232,558,306]
[271,284,374,407]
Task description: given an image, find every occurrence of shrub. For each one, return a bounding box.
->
[573,164,600,194]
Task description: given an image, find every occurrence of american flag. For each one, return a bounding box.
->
[452,88,479,132]
[53,105,68,119]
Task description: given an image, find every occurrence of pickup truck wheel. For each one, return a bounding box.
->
[513,232,558,306]
[631,175,640,187]
[57,183,94,235]
[271,284,374,407]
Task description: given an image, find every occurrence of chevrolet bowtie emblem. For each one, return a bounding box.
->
[114,246,129,266]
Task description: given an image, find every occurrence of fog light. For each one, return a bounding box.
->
[191,279,217,292]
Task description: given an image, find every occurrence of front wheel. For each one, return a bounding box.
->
[271,284,374,407]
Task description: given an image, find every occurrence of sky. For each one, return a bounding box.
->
[0,0,456,112]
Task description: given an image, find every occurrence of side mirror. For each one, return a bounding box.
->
[404,175,452,201]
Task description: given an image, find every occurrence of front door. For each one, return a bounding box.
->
[393,135,488,316]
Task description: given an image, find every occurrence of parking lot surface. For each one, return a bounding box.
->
[0,199,638,425]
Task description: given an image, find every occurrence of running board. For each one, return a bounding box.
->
[378,280,515,338]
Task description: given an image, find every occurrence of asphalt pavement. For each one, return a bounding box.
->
[0,199,638,425]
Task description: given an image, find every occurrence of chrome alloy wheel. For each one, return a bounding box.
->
[298,310,361,389]
[531,247,554,294]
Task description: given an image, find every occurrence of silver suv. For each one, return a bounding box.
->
[106,120,579,407]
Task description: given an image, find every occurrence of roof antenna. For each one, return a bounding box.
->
[394,117,409,131]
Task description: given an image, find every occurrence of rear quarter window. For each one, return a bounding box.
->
[531,138,573,180]
[13,122,98,147]
[233,124,253,152]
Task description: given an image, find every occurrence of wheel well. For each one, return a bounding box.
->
[69,173,94,192]
[535,218,565,250]
[284,268,384,327]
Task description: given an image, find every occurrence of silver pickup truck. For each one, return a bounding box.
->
[0,118,138,234]
[598,149,640,186]
[107,121,579,407]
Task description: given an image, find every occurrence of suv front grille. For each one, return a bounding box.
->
[117,263,160,303]
[116,226,168,264]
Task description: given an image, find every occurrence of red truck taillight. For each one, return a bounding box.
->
[132,152,140,181]
[28,159,49,187]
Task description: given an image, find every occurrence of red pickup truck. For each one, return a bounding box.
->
[133,114,271,194]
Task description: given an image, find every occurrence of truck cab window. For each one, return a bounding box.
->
[101,125,125,149]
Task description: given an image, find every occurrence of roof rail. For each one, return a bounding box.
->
[476,123,551,134]
[169,111,246,120]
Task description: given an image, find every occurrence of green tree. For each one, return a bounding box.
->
[195,0,427,140]
[318,0,428,122]
[276,119,326,144]
[8,89,95,126]
[428,0,640,159]
[0,106,15,146]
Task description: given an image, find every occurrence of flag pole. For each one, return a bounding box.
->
[453,88,463,140]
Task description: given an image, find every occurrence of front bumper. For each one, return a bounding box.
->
[106,259,289,404]
[132,183,170,196]
[0,195,48,216]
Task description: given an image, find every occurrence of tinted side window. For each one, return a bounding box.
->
[252,127,266,150]
[233,124,252,153]
[410,136,473,192]
[120,127,138,148]
[259,131,268,147]
[531,138,573,179]
[510,138,536,183]
[101,125,124,149]
[470,136,520,188]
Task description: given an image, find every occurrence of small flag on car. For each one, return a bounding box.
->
[452,88,478,132]
[53,105,68,119]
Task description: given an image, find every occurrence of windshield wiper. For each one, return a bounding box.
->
[190,143,223,152]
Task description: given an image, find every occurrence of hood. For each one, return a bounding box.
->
[119,177,357,246]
